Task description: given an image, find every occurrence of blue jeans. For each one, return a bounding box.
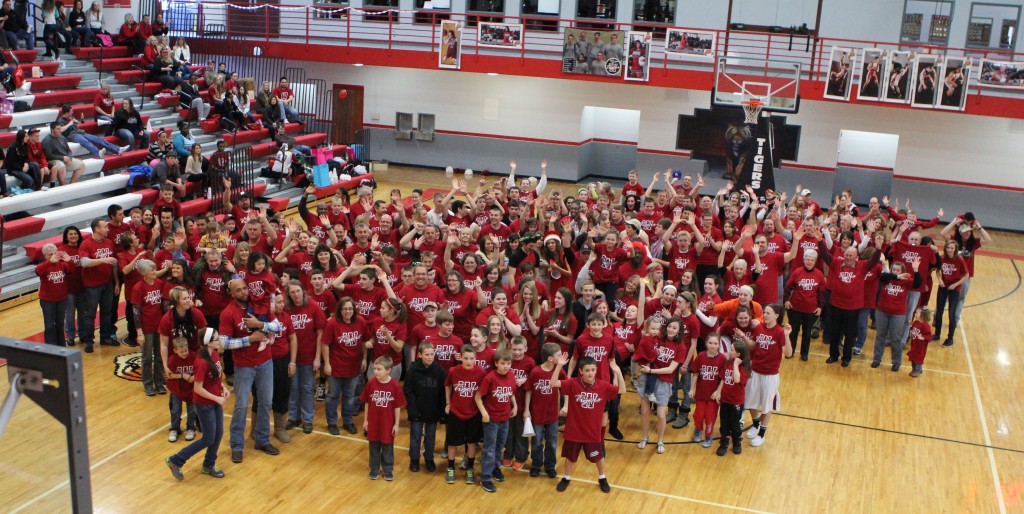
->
[5,29,34,50]
[325,376,359,426]
[854,308,872,351]
[934,288,961,340]
[480,420,510,481]
[80,282,114,345]
[503,415,528,462]
[530,421,558,473]
[170,395,197,432]
[73,133,121,158]
[40,299,67,346]
[142,332,164,390]
[116,129,150,149]
[230,359,273,450]
[409,420,437,461]
[0,167,36,193]
[287,363,315,424]
[64,293,81,340]
[279,102,298,121]
[900,291,921,343]
[71,26,94,46]
[170,403,223,469]
[668,370,692,413]
[955,277,971,321]
[292,144,311,156]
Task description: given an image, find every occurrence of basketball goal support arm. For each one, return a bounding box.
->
[0,338,91,514]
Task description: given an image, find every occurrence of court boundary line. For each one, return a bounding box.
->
[9,424,169,514]
[964,259,1021,309]
[804,351,971,376]
[960,319,1008,513]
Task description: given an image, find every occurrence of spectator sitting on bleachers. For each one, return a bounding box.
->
[171,120,204,164]
[68,0,96,47]
[0,144,18,196]
[272,76,299,122]
[141,34,157,66]
[5,129,41,191]
[54,1,76,51]
[86,1,108,38]
[208,73,226,113]
[171,37,191,78]
[152,13,167,37]
[26,128,58,190]
[209,139,238,187]
[256,81,275,119]
[235,85,257,125]
[184,142,209,193]
[270,143,294,180]
[276,131,311,156]
[137,13,152,41]
[175,75,209,121]
[58,103,127,158]
[147,128,171,165]
[112,97,149,149]
[42,121,86,186]
[115,13,143,56]
[93,81,116,134]
[2,0,33,50]
[221,90,249,131]
[150,47,183,90]
[157,35,168,53]
[202,61,217,86]
[225,71,239,95]
[152,154,185,198]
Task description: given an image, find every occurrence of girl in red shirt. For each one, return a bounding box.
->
[542,288,576,353]
[933,241,968,346]
[514,281,544,361]
[244,251,277,318]
[907,308,934,377]
[871,256,920,371]
[689,332,726,448]
[166,332,229,480]
[372,298,407,379]
[717,338,750,456]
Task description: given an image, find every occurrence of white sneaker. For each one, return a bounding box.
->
[750,435,766,447]
[98,148,106,158]
[41,185,50,191]
[119,145,129,155]
[746,426,759,439]
[184,429,196,441]
[168,430,179,443]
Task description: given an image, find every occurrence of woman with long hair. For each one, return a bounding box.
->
[158,286,209,394]
[68,0,95,47]
[933,240,968,347]
[372,298,407,380]
[59,226,85,344]
[283,280,326,434]
[514,280,544,361]
[443,270,485,343]
[113,98,149,149]
[542,287,576,353]
[209,74,227,113]
[322,297,368,435]
[5,129,41,191]
[40,0,66,61]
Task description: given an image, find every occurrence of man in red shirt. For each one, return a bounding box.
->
[272,76,299,122]
[823,246,880,366]
[397,263,445,334]
[79,218,119,353]
[552,353,626,493]
[132,259,165,395]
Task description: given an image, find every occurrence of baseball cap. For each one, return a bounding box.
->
[800,189,812,196]
[423,301,439,310]
[624,219,642,232]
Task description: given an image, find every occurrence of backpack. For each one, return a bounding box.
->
[96,34,113,47]
[126,164,153,186]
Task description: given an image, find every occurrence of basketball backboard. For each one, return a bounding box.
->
[712,57,802,113]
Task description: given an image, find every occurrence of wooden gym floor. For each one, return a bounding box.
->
[1,167,1023,513]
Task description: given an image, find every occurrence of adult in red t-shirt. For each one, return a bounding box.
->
[734,304,790,448]
[322,299,367,433]
[282,281,327,428]
[167,344,228,475]
[132,260,165,394]
[79,219,119,349]
[784,249,826,360]
[589,233,628,301]
[158,287,209,378]
[397,264,445,333]
[36,245,75,347]
[933,241,969,345]
[370,298,408,378]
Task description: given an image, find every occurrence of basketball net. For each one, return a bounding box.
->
[741,99,764,125]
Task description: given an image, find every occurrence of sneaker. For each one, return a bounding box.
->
[202,465,225,478]
[932,334,941,341]
[942,338,954,347]
[41,185,50,191]
[97,148,106,158]
[672,415,689,429]
[556,478,571,492]
[424,460,436,472]
[750,435,766,447]
[465,469,475,484]
[733,443,743,454]
[119,145,130,155]
[693,429,703,442]
[369,472,379,480]
[910,369,922,378]
[184,430,196,441]
[493,468,505,482]
[168,430,179,442]
[156,385,167,395]
[501,458,512,468]
[546,469,557,479]
[511,460,525,470]
[145,387,156,397]
[646,393,657,403]
[716,443,728,456]
[481,480,497,493]
[303,422,313,434]
[608,426,624,440]
[328,424,340,436]
[446,468,455,484]
[84,344,93,353]
[746,425,759,439]
[383,473,394,481]
[852,347,861,355]
[231,449,243,463]
[256,443,280,455]
[315,382,326,402]
[121,335,139,347]
[410,460,420,472]
[344,423,357,434]
[530,468,540,477]
[598,477,611,493]
[165,457,183,480]
[702,437,713,448]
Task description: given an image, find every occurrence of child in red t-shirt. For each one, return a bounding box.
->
[907,308,934,378]
[244,252,277,321]
[717,337,750,456]
[524,342,566,478]
[474,348,518,493]
[633,317,663,402]
[551,352,626,494]
[444,345,487,485]
[689,332,727,448]
[166,332,229,480]
[360,356,407,481]
[166,338,198,443]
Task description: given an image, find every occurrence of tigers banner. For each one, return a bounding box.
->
[725,115,776,200]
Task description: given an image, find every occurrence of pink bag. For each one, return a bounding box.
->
[97,34,113,47]
[313,147,330,166]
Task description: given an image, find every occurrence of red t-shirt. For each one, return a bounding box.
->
[890,241,935,293]
[478,370,517,422]
[272,86,294,101]
[219,301,272,368]
[510,356,535,409]
[752,251,785,305]
[478,223,512,248]
[323,316,367,378]
[307,288,337,317]
[651,337,687,383]
[697,293,721,339]
[410,323,440,349]
[79,236,117,287]
[719,360,749,405]
[907,320,933,365]
[474,345,496,371]
[827,260,871,310]
[58,243,84,294]
[270,316,291,360]
[93,92,115,114]
[191,352,223,407]
[167,350,196,403]
[877,273,915,315]
[397,283,445,332]
[591,245,627,284]
[117,248,147,296]
[786,266,826,313]
[666,244,698,284]
[525,365,566,425]
[561,377,618,443]
[197,269,230,316]
[621,182,644,199]
[573,330,614,383]
[443,288,478,341]
[750,323,786,375]
[158,307,208,352]
[424,332,463,369]
[285,303,326,365]
[35,260,73,303]
[337,283,388,318]
[370,317,407,362]
[131,279,165,333]
[359,378,406,443]
[938,255,968,291]
[474,306,522,336]
[690,351,727,401]
[543,311,577,353]
[445,364,488,420]
[611,320,640,358]
[244,269,277,316]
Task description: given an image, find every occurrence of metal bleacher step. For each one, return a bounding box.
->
[0,258,37,289]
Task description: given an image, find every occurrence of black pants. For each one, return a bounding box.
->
[124,300,138,342]
[718,402,744,444]
[595,282,617,308]
[827,304,859,362]
[788,309,816,358]
[251,355,290,415]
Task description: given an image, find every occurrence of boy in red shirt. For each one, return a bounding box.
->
[503,337,535,470]
[166,338,198,443]
[444,345,487,485]
[474,348,518,493]
[425,311,461,370]
[688,333,727,448]
[552,353,626,493]
[524,343,566,478]
[360,356,407,481]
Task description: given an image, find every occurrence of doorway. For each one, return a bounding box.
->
[331,84,364,146]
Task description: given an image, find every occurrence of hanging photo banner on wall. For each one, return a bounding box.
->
[625,31,652,82]
[978,59,1024,88]
[561,28,625,77]
[438,21,462,70]
[725,115,776,199]
[664,29,715,59]
[882,51,913,103]
[910,54,940,108]
[478,22,523,49]
[856,48,886,101]
[823,47,856,101]
[937,57,971,111]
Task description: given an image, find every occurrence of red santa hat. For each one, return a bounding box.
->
[543,232,561,245]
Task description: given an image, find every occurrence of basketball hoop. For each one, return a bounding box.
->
[741,99,764,124]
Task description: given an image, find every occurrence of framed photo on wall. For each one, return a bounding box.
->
[438,21,462,69]
[561,28,625,77]
[978,59,1024,88]
[823,47,855,101]
[625,31,652,82]
[910,54,941,108]
[664,29,715,59]
[856,48,886,101]
[478,22,523,49]
[883,51,913,103]
[936,57,970,111]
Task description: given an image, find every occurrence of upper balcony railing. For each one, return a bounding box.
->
[164,2,1024,96]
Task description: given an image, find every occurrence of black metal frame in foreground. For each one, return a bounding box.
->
[0,338,90,513]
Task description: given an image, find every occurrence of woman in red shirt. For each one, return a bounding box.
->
[132,259,165,396]
[871,256,920,371]
[282,279,326,433]
[115,13,144,55]
[933,241,968,346]
[36,243,75,346]
[542,288,576,353]
[118,232,150,346]
[60,226,85,344]
[442,270,484,343]
[371,298,407,379]
[513,281,544,361]
[322,297,368,435]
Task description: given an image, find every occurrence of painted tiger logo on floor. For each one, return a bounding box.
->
[114,352,143,381]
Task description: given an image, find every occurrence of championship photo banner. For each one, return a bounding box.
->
[624,31,652,82]
[725,115,776,200]
[665,29,715,59]
[439,21,462,70]
[561,28,625,77]
[478,22,523,49]
[978,59,1024,88]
